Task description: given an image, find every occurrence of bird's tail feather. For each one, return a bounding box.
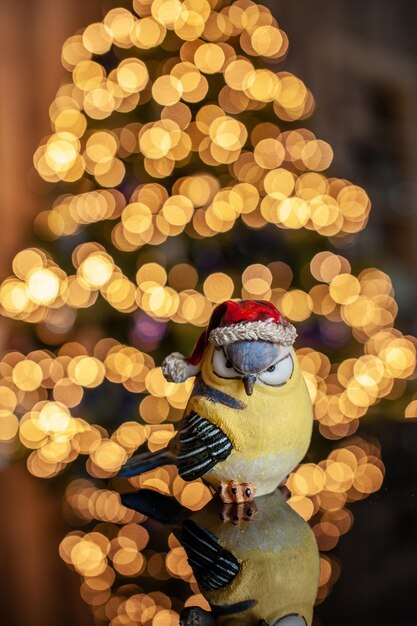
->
[119,449,175,478]
[121,489,190,524]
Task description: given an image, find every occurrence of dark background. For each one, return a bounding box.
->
[0,1,416,625]
[269,3,417,624]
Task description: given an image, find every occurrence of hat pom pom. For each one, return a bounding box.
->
[161,352,199,383]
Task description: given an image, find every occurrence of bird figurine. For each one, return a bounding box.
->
[179,490,320,626]
[120,299,313,502]
[121,488,320,626]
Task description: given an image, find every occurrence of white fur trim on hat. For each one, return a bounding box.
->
[161,352,200,383]
[209,320,297,347]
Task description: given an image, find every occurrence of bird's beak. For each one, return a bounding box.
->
[242,374,256,396]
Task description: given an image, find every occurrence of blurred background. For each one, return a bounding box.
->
[0,1,416,625]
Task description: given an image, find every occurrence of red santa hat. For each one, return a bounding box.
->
[162,299,297,383]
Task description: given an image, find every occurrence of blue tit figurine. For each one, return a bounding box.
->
[121,489,320,626]
[179,490,320,626]
[120,300,313,503]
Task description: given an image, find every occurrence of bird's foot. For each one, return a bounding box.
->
[219,501,258,524]
[217,481,256,504]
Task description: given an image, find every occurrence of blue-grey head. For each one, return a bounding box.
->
[212,340,294,396]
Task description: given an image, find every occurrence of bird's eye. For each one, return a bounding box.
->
[212,349,240,379]
[259,354,293,387]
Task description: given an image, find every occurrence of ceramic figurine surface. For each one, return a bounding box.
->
[121,489,320,626]
[120,300,313,502]
[180,491,320,626]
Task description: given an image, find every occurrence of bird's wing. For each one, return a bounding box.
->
[180,519,239,590]
[177,411,232,481]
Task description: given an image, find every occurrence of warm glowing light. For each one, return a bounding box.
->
[12,360,43,391]
[27,268,60,305]
[38,402,71,434]
[92,440,128,473]
[79,253,114,288]
[45,133,79,170]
